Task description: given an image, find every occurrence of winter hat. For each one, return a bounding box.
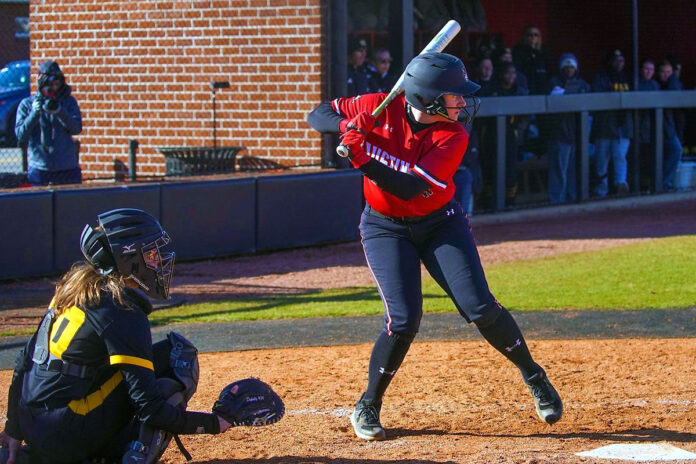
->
[559,53,578,71]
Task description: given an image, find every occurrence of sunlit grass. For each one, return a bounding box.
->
[148,235,696,327]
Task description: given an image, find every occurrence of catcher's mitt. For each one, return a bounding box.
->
[212,377,284,426]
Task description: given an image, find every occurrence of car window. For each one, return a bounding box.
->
[0,62,30,89]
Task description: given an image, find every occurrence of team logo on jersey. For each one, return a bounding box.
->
[446,208,455,216]
[122,244,136,254]
[422,189,433,198]
[364,141,410,173]
[383,123,394,133]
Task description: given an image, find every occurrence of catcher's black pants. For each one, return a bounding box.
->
[359,201,501,335]
[15,340,174,463]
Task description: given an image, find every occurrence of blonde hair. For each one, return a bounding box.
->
[52,262,126,315]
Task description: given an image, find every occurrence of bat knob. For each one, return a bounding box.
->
[336,144,351,158]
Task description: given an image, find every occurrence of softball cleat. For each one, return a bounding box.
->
[525,370,563,424]
[351,397,386,441]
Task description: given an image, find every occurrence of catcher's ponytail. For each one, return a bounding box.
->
[52,262,127,314]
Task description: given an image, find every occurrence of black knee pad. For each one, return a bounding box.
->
[472,302,503,329]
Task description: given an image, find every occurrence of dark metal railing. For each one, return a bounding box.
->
[477,91,696,211]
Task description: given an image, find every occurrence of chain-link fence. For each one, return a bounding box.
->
[0,1,30,188]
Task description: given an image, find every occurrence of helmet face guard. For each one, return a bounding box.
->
[80,209,176,300]
[428,95,481,124]
[141,232,176,299]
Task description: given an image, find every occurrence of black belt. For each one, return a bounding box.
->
[366,202,459,224]
[39,358,95,379]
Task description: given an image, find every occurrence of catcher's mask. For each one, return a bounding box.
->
[80,208,176,300]
[404,52,481,124]
[37,60,65,100]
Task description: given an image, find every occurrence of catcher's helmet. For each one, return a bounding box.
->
[404,52,480,123]
[80,208,175,299]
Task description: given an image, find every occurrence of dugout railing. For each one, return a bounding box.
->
[477,90,696,211]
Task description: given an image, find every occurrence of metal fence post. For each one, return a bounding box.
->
[128,139,139,182]
[495,115,506,211]
[653,108,663,192]
[579,111,590,201]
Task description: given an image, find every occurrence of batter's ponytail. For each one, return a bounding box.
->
[52,262,126,314]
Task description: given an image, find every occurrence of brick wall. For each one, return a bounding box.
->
[29,0,324,178]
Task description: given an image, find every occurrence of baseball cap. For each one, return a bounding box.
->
[349,37,368,53]
[559,53,578,71]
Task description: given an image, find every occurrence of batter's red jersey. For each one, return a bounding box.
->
[332,93,469,217]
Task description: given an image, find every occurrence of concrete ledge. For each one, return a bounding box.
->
[470,190,696,226]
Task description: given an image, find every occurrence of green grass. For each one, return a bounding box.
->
[0,329,35,337]
[148,235,696,327]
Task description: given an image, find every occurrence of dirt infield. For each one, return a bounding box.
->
[2,339,694,463]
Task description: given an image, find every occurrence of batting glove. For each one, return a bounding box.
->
[345,111,376,135]
[339,129,371,168]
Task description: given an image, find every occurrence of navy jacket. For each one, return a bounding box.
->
[590,71,633,141]
[547,74,591,144]
[637,78,659,143]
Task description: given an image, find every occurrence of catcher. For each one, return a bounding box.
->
[0,209,283,464]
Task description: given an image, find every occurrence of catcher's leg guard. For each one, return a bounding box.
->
[121,378,186,464]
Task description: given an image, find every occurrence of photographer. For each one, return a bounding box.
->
[15,60,82,186]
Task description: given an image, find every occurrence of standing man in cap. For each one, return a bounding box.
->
[590,49,633,197]
[546,53,591,203]
[347,37,372,97]
[15,60,82,186]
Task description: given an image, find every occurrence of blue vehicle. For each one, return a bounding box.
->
[0,60,31,147]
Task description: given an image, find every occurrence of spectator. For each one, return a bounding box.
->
[492,46,528,92]
[15,60,82,186]
[656,60,684,190]
[474,57,494,95]
[637,59,659,191]
[665,54,686,143]
[454,124,480,216]
[483,62,529,206]
[590,49,633,197]
[546,53,591,203]
[512,25,550,95]
[347,37,371,97]
[367,48,399,93]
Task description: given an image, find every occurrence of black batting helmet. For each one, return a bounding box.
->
[80,208,175,300]
[404,52,480,123]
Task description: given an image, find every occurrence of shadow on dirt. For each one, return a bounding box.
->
[388,426,696,443]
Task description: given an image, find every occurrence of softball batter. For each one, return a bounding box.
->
[308,52,563,441]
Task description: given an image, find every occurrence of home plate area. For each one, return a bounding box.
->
[577,443,696,461]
